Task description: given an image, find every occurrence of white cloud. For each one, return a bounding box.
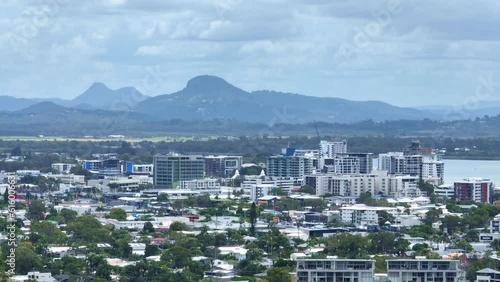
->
[135,45,168,56]
[0,0,498,107]
[107,0,127,6]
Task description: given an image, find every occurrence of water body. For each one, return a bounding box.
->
[444,159,500,186]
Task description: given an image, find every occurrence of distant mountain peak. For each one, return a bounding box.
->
[18,101,67,114]
[70,82,147,109]
[135,74,438,123]
[185,75,236,92]
[88,82,110,91]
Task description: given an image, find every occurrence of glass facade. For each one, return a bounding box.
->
[387,260,461,282]
[297,259,374,282]
[154,154,204,188]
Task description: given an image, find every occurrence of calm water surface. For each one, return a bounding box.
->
[444,159,500,186]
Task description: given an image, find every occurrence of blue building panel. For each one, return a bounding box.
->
[127,161,134,173]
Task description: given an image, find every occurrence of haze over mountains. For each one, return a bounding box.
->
[1,75,499,124]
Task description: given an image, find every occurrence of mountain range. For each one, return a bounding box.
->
[0,82,148,112]
[2,75,500,126]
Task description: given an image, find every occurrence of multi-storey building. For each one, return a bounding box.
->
[247,184,277,201]
[204,155,242,178]
[381,175,420,198]
[25,272,57,282]
[124,162,154,176]
[347,153,373,174]
[319,140,348,158]
[476,268,500,282]
[378,152,444,182]
[304,174,332,195]
[378,152,405,174]
[328,175,352,196]
[340,204,398,226]
[305,172,419,197]
[403,155,423,176]
[323,156,360,174]
[490,214,500,233]
[386,259,464,282]
[51,163,75,174]
[108,179,140,192]
[421,154,445,183]
[296,258,375,282]
[82,156,121,177]
[322,153,373,174]
[454,178,493,203]
[82,159,103,171]
[47,174,85,184]
[434,184,456,200]
[241,178,295,200]
[403,140,424,155]
[296,258,464,282]
[153,154,205,188]
[285,148,320,158]
[349,175,377,197]
[267,155,315,178]
[178,179,221,195]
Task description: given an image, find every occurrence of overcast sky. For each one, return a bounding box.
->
[1,0,499,107]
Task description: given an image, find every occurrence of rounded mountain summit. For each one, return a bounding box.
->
[134,74,432,123]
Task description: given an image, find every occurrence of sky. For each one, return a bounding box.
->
[1,0,499,107]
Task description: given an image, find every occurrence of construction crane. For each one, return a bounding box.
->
[315,122,321,142]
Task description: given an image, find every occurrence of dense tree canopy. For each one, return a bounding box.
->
[66,215,111,244]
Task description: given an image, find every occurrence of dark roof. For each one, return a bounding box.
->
[55,274,71,282]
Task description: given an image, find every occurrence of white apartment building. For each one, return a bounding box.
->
[304,173,332,195]
[340,204,399,227]
[98,216,190,230]
[491,214,500,233]
[422,156,445,183]
[108,179,141,191]
[178,179,221,195]
[51,163,75,174]
[131,164,154,175]
[218,246,247,261]
[378,152,405,174]
[11,272,56,282]
[141,189,200,200]
[350,175,377,197]
[16,170,41,176]
[46,173,85,184]
[382,175,421,198]
[435,184,455,200]
[476,268,500,282]
[247,184,277,201]
[99,175,152,192]
[378,152,444,182]
[319,140,348,158]
[328,175,353,196]
[305,172,419,198]
[292,149,320,158]
[296,258,375,282]
[323,156,360,174]
[241,178,295,199]
[387,259,465,282]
